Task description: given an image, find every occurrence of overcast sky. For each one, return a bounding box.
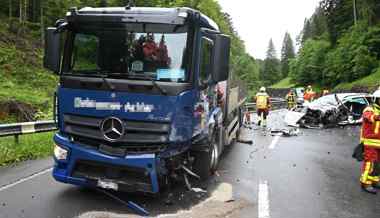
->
[217,0,321,60]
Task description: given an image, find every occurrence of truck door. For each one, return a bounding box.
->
[198,35,219,129]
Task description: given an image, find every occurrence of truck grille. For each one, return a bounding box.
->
[63,114,170,154]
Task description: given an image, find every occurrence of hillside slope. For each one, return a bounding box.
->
[0,19,57,123]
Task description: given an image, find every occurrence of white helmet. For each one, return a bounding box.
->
[260,87,266,92]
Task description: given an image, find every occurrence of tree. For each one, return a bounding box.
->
[261,39,280,85]
[280,32,295,78]
[301,18,312,44]
[289,39,330,86]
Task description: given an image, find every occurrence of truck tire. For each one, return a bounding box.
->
[192,134,218,180]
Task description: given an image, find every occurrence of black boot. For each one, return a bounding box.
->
[362,185,378,194]
[372,182,380,189]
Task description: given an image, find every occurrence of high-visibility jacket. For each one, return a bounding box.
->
[255,92,270,110]
[361,105,380,148]
[304,89,316,102]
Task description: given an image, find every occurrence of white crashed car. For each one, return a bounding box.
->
[285,93,371,128]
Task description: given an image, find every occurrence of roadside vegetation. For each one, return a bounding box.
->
[334,68,380,91]
[0,18,57,123]
[0,132,54,166]
[261,0,380,93]
[270,77,294,89]
[289,0,380,92]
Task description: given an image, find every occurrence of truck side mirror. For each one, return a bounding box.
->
[44,27,61,74]
[211,34,230,82]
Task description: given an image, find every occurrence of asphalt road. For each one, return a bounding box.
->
[0,110,380,218]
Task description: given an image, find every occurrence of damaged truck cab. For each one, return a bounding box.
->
[44,6,244,193]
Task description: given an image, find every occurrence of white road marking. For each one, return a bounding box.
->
[0,167,52,192]
[268,135,280,150]
[258,181,270,218]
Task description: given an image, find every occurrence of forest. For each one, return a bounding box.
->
[290,0,380,90]
[1,0,378,108]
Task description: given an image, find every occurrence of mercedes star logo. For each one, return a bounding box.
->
[101,117,125,142]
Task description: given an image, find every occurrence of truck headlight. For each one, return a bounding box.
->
[54,144,68,160]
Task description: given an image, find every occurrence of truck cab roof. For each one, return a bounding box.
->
[66,6,219,31]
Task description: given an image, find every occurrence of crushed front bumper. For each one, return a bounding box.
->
[52,133,160,193]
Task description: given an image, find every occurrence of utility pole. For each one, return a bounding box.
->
[353,0,357,25]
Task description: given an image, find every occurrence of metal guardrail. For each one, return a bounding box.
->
[0,120,57,143]
[245,98,287,112]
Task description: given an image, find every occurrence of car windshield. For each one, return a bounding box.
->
[295,88,304,97]
[67,24,189,83]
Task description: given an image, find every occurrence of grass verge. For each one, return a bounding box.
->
[0,132,54,166]
[334,68,380,91]
[270,77,295,89]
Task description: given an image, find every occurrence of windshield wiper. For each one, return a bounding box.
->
[149,77,167,95]
[68,70,115,91]
[121,73,168,95]
[100,74,115,92]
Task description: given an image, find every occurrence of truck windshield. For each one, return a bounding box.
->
[67,24,189,83]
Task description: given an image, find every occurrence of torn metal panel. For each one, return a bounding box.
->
[284,111,305,127]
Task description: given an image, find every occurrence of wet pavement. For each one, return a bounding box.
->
[0,110,380,218]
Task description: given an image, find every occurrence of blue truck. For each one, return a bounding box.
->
[44,6,245,194]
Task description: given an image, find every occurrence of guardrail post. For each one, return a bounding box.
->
[14,134,19,144]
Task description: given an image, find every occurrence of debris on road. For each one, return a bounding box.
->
[237,139,253,145]
[97,189,149,216]
[271,128,300,137]
[249,149,259,159]
[285,93,369,128]
[225,199,235,203]
[165,193,174,206]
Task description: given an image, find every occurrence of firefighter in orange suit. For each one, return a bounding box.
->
[304,85,316,103]
[360,90,380,194]
[255,87,271,127]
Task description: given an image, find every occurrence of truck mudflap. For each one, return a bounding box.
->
[52,133,160,193]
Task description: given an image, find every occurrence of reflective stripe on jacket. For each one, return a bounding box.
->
[286,93,296,103]
[361,105,380,148]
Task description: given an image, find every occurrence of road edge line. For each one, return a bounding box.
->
[258,180,270,218]
[269,135,280,150]
[0,167,52,192]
